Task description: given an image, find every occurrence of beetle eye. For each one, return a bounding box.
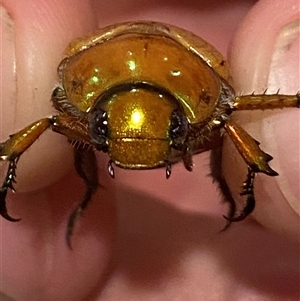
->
[89,108,108,151]
[170,109,188,140]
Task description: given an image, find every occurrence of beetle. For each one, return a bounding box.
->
[0,21,299,247]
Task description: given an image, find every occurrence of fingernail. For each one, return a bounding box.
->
[268,19,300,93]
[0,6,16,139]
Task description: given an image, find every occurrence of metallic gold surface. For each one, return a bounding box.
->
[0,118,50,161]
[101,88,176,167]
[224,120,278,176]
[109,139,170,168]
[103,89,175,139]
[233,93,299,110]
[61,33,220,124]
[52,114,91,143]
[62,21,232,84]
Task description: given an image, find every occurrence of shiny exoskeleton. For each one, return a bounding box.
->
[0,21,299,247]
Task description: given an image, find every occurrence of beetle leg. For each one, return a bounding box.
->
[0,118,51,221]
[210,138,258,225]
[182,149,193,172]
[223,167,256,222]
[66,145,99,248]
[51,114,91,143]
[232,92,300,110]
[224,119,278,176]
[221,119,279,223]
[210,146,236,229]
[0,158,21,221]
[51,86,85,117]
[0,118,51,162]
[213,118,280,225]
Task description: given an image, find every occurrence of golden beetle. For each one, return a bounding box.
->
[0,21,299,246]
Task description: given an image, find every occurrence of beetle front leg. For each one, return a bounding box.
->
[0,118,51,162]
[224,167,256,222]
[0,158,21,221]
[223,119,278,221]
[224,119,278,176]
[0,118,52,221]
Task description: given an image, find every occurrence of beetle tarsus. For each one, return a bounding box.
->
[0,187,21,222]
[66,146,99,248]
[210,147,236,230]
[224,167,256,222]
[66,185,95,249]
[224,195,256,223]
[0,159,21,222]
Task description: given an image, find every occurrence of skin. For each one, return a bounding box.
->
[0,0,299,300]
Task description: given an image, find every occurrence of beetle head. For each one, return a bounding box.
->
[88,82,188,169]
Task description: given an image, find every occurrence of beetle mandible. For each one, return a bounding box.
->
[0,21,299,247]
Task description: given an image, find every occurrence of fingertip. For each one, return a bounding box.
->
[228,0,299,94]
[224,0,300,240]
[1,0,99,191]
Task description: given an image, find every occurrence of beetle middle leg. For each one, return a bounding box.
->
[224,119,278,176]
[227,167,256,222]
[48,113,100,246]
[66,145,99,248]
[210,146,236,229]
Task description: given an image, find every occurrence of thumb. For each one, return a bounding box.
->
[223,0,299,241]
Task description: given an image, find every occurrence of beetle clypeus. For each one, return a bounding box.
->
[0,21,299,247]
